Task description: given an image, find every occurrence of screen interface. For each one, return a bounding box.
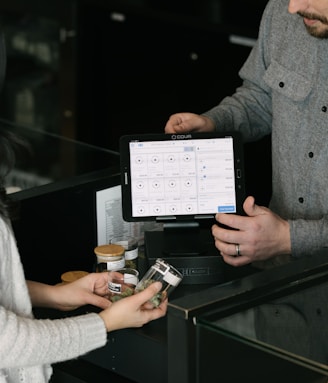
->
[129,136,237,218]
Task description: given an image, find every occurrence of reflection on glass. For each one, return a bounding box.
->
[0,118,119,193]
[199,281,328,375]
[0,12,60,133]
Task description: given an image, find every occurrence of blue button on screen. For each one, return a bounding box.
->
[218,206,235,213]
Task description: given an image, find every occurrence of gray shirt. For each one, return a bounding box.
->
[203,0,328,258]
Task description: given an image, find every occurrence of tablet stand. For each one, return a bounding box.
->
[144,222,225,284]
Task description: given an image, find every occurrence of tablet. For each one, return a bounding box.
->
[120,132,245,223]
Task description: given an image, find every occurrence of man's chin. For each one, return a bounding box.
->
[304,22,328,38]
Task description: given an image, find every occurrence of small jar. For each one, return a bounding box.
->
[108,268,139,302]
[110,236,139,270]
[135,258,183,307]
[94,244,125,272]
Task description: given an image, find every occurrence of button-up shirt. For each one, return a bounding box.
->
[203,0,328,258]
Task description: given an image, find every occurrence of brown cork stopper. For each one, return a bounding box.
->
[61,270,89,283]
[94,244,125,257]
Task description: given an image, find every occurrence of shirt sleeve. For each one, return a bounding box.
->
[202,0,276,142]
[0,217,107,370]
[0,307,107,369]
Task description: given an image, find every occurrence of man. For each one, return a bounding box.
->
[165,0,328,366]
[165,0,328,269]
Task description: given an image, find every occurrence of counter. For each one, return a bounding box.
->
[44,248,328,383]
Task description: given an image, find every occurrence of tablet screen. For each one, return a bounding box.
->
[120,132,245,222]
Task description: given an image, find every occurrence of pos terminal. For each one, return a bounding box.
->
[119,132,246,284]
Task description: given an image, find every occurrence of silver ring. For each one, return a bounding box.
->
[235,244,241,257]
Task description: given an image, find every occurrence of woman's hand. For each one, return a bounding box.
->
[98,281,167,332]
[27,272,112,311]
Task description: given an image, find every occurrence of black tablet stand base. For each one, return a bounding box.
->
[144,227,225,285]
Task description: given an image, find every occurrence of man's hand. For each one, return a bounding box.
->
[164,112,215,134]
[212,196,291,266]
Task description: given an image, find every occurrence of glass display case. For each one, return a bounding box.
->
[0,0,76,138]
[1,118,120,196]
[0,118,121,284]
[167,250,328,383]
[0,12,60,133]
[196,284,328,383]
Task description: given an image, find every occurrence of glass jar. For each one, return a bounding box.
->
[108,268,139,302]
[110,236,139,270]
[135,258,183,307]
[94,244,125,272]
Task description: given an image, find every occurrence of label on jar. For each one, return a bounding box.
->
[125,248,138,260]
[163,270,182,287]
[153,259,170,275]
[106,258,125,271]
[123,272,139,286]
[108,282,122,294]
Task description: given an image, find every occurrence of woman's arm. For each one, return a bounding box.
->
[27,272,111,311]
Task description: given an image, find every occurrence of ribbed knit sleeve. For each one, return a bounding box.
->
[0,309,107,369]
[0,216,108,381]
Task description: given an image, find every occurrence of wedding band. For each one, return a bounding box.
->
[235,244,241,257]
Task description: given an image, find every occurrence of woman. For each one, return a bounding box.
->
[0,129,167,383]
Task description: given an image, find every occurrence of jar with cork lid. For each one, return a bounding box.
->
[94,244,125,272]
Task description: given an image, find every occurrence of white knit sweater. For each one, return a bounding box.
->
[0,217,107,383]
